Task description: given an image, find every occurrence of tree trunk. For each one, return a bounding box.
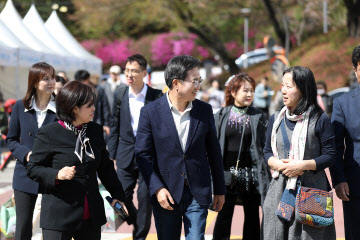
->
[262,0,286,46]
[171,0,239,74]
[343,0,360,38]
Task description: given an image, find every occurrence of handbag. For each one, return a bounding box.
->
[224,118,255,192]
[295,183,334,228]
[99,184,124,232]
[0,196,16,238]
[224,119,247,189]
[224,170,237,188]
[275,118,298,222]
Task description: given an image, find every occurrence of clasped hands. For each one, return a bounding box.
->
[275,159,305,178]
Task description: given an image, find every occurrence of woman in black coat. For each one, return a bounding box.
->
[27,81,126,240]
[213,73,271,240]
[6,62,57,240]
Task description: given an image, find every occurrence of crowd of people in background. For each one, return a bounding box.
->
[1,46,360,240]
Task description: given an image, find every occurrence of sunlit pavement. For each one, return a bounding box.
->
[0,154,345,240]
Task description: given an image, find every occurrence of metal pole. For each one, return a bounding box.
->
[244,16,249,68]
[323,0,328,33]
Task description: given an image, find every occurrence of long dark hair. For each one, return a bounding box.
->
[23,62,55,109]
[225,72,256,106]
[283,66,322,115]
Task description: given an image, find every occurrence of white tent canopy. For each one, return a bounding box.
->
[0,41,17,67]
[0,0,102,100]
[45,11,102,74]
[23,5,72,57]
[23,4,85,71]
[0,0,53,54]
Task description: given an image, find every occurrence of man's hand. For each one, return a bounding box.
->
[335,182,350,201]
[111,159,117,171]
[26,151,32,162]
[281,159,305,178]
[212,195,225,212]
[56,166,76,180]
[155,187,174,210]
[103,126,110,135]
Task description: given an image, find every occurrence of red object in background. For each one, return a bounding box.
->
[0,151,12,171]
[4,99,16,113]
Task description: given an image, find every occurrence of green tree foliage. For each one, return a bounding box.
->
[73,0,271,73]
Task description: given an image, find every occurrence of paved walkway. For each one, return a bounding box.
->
[0,156,345,240]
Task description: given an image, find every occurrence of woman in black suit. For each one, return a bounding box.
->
[27,81,126,240]
[6,62,57,240]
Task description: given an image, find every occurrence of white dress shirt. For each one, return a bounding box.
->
[166,92,193,152]
[129,84,148,137]
[25,97,56,128]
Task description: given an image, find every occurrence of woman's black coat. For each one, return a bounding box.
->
[27,121,125,232]
[214,105,271,205]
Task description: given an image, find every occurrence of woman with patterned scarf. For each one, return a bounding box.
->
[262,66,336,239]
[27,81,127,240]
[213,73,271,240]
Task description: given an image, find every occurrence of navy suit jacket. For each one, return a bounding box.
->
[93,86,111,127]
[135,95,226,205]
[108,85,162,169]
[331,86,360,197]
[6,100,57,194]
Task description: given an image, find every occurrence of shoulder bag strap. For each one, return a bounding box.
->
[235,117,247,170]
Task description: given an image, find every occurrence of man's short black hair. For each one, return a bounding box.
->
[125,54,147,70]
[352,46,360,69]
[316,81,327,91]
[164,55,201,89]
[55,75,67,85]
[56,81,97,123]
[74,70,90,81]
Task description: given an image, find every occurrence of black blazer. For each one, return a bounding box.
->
[6,100,57,194]
[108,85,163,169]
[93,86,111,127]
[27,121,125,231]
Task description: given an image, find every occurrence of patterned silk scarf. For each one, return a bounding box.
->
[63,121,95,163]
[270,105,314,190]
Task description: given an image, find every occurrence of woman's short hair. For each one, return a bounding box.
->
[56,81,97,123]
[225,72,256,106]
[283,66,322,115]
[23,62,55,109]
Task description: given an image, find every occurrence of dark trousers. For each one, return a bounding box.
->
[343,197,360,240]
[14,189,38,240]
[117,164,152,240]
[213,192,260,240]
[42,219,101,240]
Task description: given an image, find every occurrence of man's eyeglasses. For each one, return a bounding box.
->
[124,69,142,75]
[183,79,203,88]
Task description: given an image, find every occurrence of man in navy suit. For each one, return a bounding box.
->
[108,54,162,240]
[331,45,360,239]
[135,55,225,240]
